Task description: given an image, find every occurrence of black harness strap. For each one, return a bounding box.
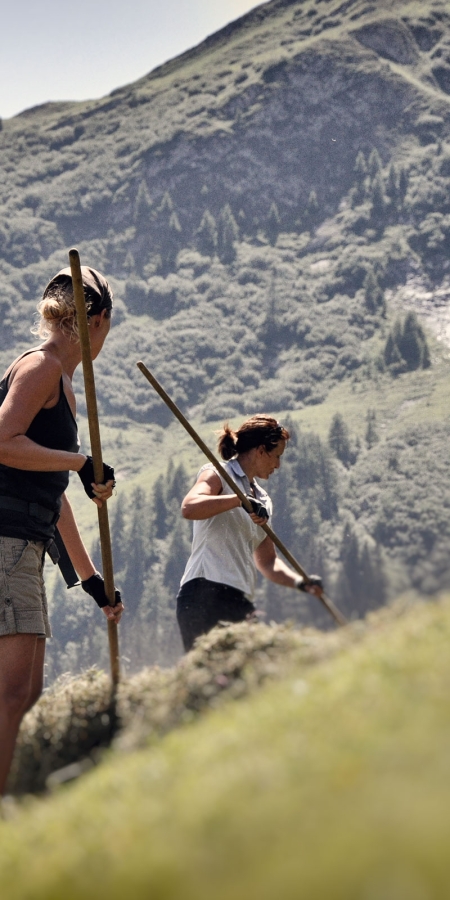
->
[53,528,80,589]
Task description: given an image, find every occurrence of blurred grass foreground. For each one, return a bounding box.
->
[3,595,450,898]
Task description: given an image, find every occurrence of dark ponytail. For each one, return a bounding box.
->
[217,415,289,459]
[217,423,238,460]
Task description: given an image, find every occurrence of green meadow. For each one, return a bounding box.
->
[4,595,450,898]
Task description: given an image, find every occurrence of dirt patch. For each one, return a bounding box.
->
[385,275,450,349]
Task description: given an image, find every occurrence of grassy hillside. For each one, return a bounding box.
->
[1,0,450,675]
[3,595,450,898]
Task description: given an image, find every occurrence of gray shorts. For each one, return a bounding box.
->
[0,536,51,638]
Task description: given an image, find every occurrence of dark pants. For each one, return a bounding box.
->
[176,577,256,652]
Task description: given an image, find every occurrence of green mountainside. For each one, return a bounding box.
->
[0,0,450,673]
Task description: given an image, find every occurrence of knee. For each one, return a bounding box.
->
[0,682,32,722]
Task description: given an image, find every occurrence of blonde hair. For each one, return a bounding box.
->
[32,282,79,340]
[32,282,110,340]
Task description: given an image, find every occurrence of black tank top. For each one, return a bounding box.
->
[0,348,79,541]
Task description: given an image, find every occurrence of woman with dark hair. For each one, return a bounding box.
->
[0,265,123,795]
[177,415,322,651]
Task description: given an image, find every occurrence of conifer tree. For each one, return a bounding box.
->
[383,326,404,372]
[294,432,339,519]
[165,463,190,534]
[158,192,173,215]
[334,524,359,614]
[335,524,387,615]
[163,519,191,597]
[134,180,152,226]
[398,312,431,370]
[124,250,135,274]
[399,167,408,203]
[111,495,127,573]
[155,192,182,272]
[153,475,167,540]
[218,203,239,264]
[196,209,218,257]
[367,148,382,182]
[354,150,367,182]
[269,466,295,549]
[165,211,182,270]
[365,409,379,449]
[386,163,399,202]
[122,489,149,618]
[352,151,367,205]
[363,269,386,315]
[328,413,353,467]
[360,542,388,610]
[370,174,386,225]
[154,191,182,273]
[266,202,280,246]
[304,190,319,231]
[167,462,189,505]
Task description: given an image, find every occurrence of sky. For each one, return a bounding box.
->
[0,0,265,120]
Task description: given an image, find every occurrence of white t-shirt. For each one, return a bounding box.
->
[180,458,272,599]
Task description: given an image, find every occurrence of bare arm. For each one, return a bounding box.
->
[0,353,86,472]
[254,535,300,587]
[181,469,241,520]
[254,536,324,596]
[57,493,96,581]
[58,494,123,623]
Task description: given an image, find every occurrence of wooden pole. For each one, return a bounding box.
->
[69,248,120,685]
[136,361,347,627]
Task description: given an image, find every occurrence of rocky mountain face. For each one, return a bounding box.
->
[0,1,449,353]
[0,6,448,425]
[1,0,450,666]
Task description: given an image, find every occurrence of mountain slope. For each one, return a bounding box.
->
[1,0,449,423]
[1,0,450,674]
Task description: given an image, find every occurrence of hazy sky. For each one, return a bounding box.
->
[1,0,264,120]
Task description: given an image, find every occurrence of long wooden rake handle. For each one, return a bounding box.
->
[136,361,347,627]
[70,248,120,685]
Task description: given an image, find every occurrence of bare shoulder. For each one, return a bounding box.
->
[197,466,222,485]
[196,467,223,490]
[5,351,63,413]
[9,349,62,386]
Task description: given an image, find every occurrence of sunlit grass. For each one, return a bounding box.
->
[3,595,450,898]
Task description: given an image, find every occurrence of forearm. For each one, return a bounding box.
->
[0,435,86,472]
[257,555,299,588]
[182,493,241,520]
[57,494,96,580]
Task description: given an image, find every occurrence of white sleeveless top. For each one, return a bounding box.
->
[180,458,272,599]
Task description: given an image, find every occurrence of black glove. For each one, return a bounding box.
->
[244,496,269,520]
[82,573,122,609]
[296,574,323,592]
[78,456,115,500]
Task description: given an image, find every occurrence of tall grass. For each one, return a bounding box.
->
[3,595,450,898]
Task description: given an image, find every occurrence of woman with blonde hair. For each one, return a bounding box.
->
[177,415,322,651]
[0,265,123,795]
